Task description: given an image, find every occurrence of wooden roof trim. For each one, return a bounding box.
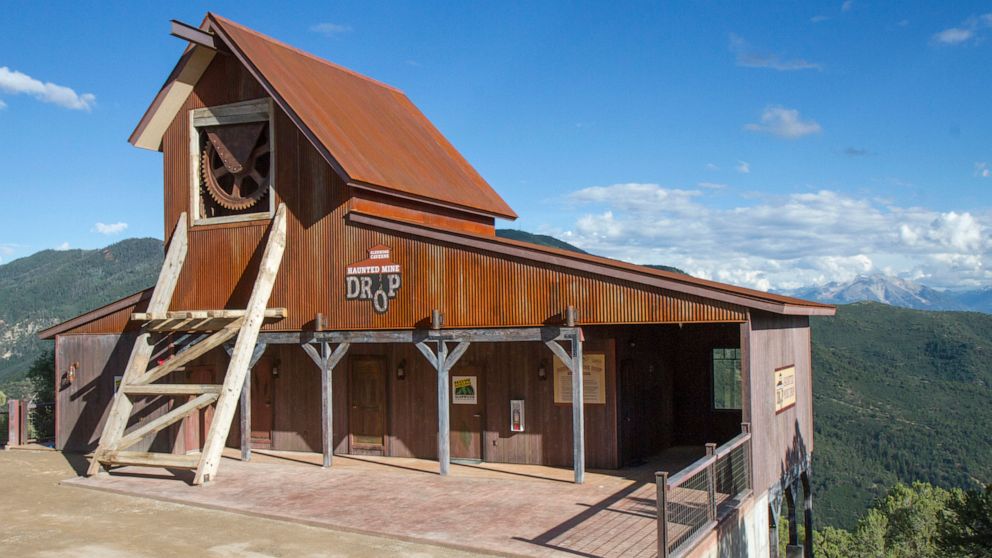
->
[37,288,154,340]
[129,41,216,150]
[347,211,836,317]
[348,180,507,221]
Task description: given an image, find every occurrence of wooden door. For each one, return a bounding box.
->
[349,357,386,455]
[250,357,275,449]
[450,364,484,461]
[184,365,215,452]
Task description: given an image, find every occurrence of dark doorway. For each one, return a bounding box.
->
[250,356,275,449]
[450,363,484,462]
[349,356,386,455]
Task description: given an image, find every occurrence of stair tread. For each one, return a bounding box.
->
[99,450,201,469]
[123,384,223,395]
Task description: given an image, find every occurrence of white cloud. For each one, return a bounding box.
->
[931,13,992,45]
[0,99,6,110]
[736,161,750,174]
[729,34,821,71]
[810,15,830,24]
[976,162,990,178]
[745,106,822,139]
[55,242,70,251]
[0,67,95,111]
[310,23,352,37]
[933,27,975,45]
[554,183,992,290]
[697,182,727,190]
[93,222,128,235]
[841,0,854,12]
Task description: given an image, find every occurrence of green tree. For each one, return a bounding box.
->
[25,350,55,440]
[939,484,992,558]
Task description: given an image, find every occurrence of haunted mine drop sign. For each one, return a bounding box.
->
[345,245,402,313]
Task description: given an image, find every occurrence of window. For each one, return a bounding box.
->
[712,348,742,410]
[190,98,274,224]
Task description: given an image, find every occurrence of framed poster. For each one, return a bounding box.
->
[553,353,606,405]
[452,376,478,404]
[774,365,796,413]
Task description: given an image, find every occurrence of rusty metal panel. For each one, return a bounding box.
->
[208,14,516,220]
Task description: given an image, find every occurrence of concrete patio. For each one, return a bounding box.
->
[63,447,704,557]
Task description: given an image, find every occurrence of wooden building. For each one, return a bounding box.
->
[39,14,833,558]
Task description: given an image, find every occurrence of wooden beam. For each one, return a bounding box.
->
[170,20,218,50]
[240,362,251,462]
[132,318,244,386]
[570,331,585,484]
[87,213,188,476]
[114,393,218,451]
[444,341,471,371]
[123,384,222,396]
[415,341,438,368]
[100,450,200,469]
[194,204,287,485]
[133,308,287,321]
[257,326,580,346]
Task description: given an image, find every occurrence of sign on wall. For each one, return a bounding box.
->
[345,245,402,313]
[553,353,607,405]
[775,365,797,413]
[452,376,478,404]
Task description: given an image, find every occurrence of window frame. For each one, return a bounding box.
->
[189,98,275,226]
[711,347,743,411]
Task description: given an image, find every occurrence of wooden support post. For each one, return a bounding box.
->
[656,471,669,558]
[7,399,20,446]
[802,471,814,558]
[570,330,584,484]
[705,442,717,521]
[228,341,266,462]
[87,213,188,476]
[240,367,251,461]
[786,485,799,546]
[436,341,450,476]
[303,340,350,468]
[416,339,470,477]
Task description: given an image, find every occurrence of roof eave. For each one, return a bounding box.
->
[36,288,153,340]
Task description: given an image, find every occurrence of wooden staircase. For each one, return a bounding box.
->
[87,204,287,485]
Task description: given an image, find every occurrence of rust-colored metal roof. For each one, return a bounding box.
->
[348,210,836,317]
[37,288,153,340]
[134,13,517,220]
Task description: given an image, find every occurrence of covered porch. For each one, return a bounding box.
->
[65,446,705,558]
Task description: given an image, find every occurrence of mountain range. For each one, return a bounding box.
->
[782,274,992,313]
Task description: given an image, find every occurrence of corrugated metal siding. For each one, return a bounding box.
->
[157,45,747,332]
[60,301,146,335]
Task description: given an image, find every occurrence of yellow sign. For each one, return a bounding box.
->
[775,365,796,412]
[452,376,477,405]
[554,353,606,405]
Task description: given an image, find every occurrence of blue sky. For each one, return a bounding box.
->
[1,1,989,290]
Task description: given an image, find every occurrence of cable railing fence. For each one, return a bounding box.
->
[656,423,752,557]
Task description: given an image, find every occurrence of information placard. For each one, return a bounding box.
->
[553,353,606,405]
[775,365,796,413]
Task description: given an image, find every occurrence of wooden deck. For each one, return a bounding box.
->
[63,447,705,557]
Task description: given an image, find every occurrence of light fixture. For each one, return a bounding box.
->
[537,360,547,380]
[397,359,407,380]
[272,358,281,377]
[66,362,78,385]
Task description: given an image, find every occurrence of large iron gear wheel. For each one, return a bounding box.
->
[201,140,270,211]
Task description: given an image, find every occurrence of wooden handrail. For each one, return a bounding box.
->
[714,432,751,459]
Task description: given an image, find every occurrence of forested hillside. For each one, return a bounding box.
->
[0,238,162,391]
[810,303,992,528]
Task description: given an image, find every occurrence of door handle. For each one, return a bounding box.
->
[473,413,482,417]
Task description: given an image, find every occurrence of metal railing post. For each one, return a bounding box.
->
[742,422,753,491]
[705,442,717,521]
[656,471,669,558]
